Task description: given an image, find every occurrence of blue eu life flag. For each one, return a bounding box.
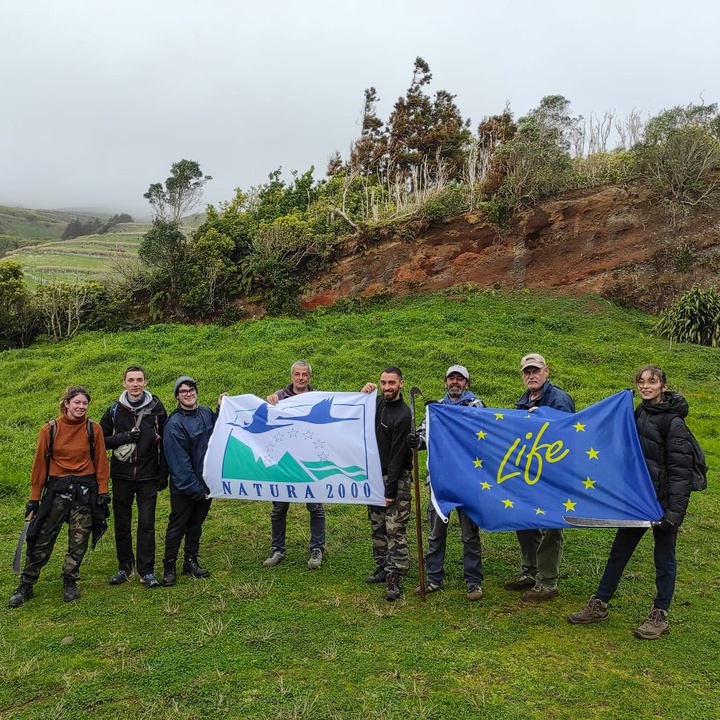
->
[427,390,663,531]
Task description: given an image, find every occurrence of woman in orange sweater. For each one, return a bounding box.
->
[9,386,110,607]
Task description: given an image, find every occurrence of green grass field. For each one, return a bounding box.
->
[1,290,718,719]
[5,229,147,288]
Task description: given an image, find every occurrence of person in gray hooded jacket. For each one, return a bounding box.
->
[100,366,168,589]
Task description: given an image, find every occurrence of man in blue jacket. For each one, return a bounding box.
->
[504,353,575,602]
[161,376,216,587]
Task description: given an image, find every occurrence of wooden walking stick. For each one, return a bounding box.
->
[409,386,426,601]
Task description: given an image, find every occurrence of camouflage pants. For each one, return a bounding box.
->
[367,472,411,575]
[22,495,93,584]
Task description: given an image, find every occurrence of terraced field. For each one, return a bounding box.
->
[6,223,150,287]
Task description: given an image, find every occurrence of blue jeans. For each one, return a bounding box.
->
[426,503,483,587]
[595,525,678,611]
[270,502,325,552]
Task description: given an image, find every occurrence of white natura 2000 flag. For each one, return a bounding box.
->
[204,392,384,504]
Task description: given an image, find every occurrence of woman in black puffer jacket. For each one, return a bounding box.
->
[568,365,693,639]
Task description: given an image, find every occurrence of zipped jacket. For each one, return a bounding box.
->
[163,404,217,501]
[100,391,168,483]
[635,391,693,525]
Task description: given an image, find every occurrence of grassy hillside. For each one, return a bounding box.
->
[1,290,718,719]
[4,223,148,288]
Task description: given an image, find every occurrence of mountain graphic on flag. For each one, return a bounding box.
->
[222,432,368,484]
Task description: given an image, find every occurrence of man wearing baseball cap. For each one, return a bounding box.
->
[504,353,575,602]
[160,376,217,586]
[407,365,486,601]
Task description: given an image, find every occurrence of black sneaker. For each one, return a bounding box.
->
[365,566,387,584]
[109,567,135,585]
[141,573,162,589]
[8,582,34,608]
[385,572,401,601]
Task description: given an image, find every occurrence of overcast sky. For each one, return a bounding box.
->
[2,0,718,219]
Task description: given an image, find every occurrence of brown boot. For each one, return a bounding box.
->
[635,607,669,639]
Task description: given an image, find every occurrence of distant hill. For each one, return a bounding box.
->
[0,204,152,286]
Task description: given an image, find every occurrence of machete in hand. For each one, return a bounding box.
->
[13,513,33,574]
[563,516,657,528]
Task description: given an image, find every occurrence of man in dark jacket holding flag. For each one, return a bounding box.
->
[407,365,485,601]
[361,367,413,601]
[504,353,575,602]
[101,366,168,589]
[160,376,216,587]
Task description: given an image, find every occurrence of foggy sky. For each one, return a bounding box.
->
[2,0,718,220]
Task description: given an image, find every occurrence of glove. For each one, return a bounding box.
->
[657,516,678,532]
[97,493,111,508]
[407,432,422,449]
[25,500,40,518]
[157,475,169,492]
[127,427,142,442]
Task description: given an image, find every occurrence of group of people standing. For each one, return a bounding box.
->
[8,356,696,640]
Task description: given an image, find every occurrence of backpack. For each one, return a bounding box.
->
[45,419,96,481]
[659,413,708,492]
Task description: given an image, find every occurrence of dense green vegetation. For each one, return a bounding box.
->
[1,290,718,719]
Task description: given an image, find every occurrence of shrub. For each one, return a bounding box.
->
[655,286,720,346]
[420,184,468,221]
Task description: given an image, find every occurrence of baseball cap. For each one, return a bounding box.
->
[174,375,197,397]
[445,365,470,380]
[520,354,547,371]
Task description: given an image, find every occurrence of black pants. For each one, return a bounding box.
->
[112,478,158,576]
[163,492,212,562]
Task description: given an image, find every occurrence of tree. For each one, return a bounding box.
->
[144,159,212,222]
[485,96,575,220]
[34,281,103,343]
[386,57,471,183]
[138,219,189,288]
[348,87,388,178]
[181,229,237,316]
[634,103,720,210]
[0,260,37,349]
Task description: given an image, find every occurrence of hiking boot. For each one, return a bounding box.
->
[365,566,387,584]
[466,584,484,601]
[109,567,135,585]
[307,548,323,570]
[262,550,285,568]
[635,607,669,640]
[413,582,442,596]
[161,560,176,587]
[63,577,80,603]
[183,555,210,578]
[522,585,559,602]
[8,582,34,608]
[504,569,536,591]
[141,573,161,589]
[385,572,401,602]
[568,595,609,624]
